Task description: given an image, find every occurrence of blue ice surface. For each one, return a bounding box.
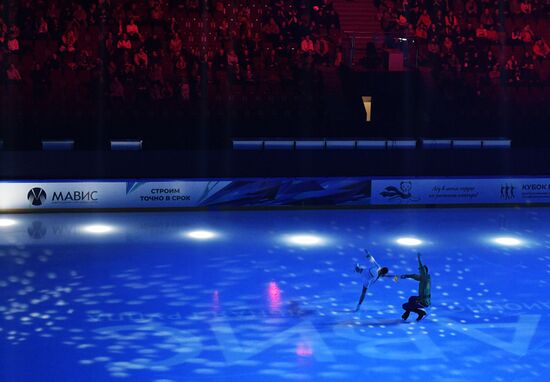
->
[0,207,549,382]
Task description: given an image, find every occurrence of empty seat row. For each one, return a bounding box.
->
[232,138,512,150]
[42,140,143,151]
[0,140,143,151]
[0,138,511,151]
[422,139,512,149]
[233,139,413,150]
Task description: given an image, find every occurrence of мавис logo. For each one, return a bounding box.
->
[27,187,47,206]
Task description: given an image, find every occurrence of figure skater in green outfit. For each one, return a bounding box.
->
[400,252,431,321]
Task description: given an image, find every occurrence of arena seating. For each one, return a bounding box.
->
[0,1,547,150]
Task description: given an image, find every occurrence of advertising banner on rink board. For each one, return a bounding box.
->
[0,182,125,210]
[0,178,373,211]
[3,177,550,211]
[371,178,550,205]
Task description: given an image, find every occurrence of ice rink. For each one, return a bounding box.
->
[1,207,549,381]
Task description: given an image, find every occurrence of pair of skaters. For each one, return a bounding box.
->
[355,250,431,321]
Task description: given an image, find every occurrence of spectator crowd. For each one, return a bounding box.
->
[377,0,549,88]
[0,0,342,105]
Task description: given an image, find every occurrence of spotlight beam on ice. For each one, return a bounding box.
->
[0,218,18,227]
[284,234,327,246]
[396,237,423,246]
[80,224,116,234]
[185,230,218,240]
[492,237,522,246]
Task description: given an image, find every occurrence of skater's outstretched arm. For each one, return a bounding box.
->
[417,253,423,268]
[401,274,421,281]
[364,249,380,266]
[355,286,367,311]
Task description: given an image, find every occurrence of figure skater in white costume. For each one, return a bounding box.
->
[354,249,398,312]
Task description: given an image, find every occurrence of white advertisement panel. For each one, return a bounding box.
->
[371,178,550,205]
[0,181,232,210]
[0,182,126,210]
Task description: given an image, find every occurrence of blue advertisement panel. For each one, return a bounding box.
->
[124,181,232,208]
[4,177,550,211]
[371,178,550,205]
[0,178,372,211]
